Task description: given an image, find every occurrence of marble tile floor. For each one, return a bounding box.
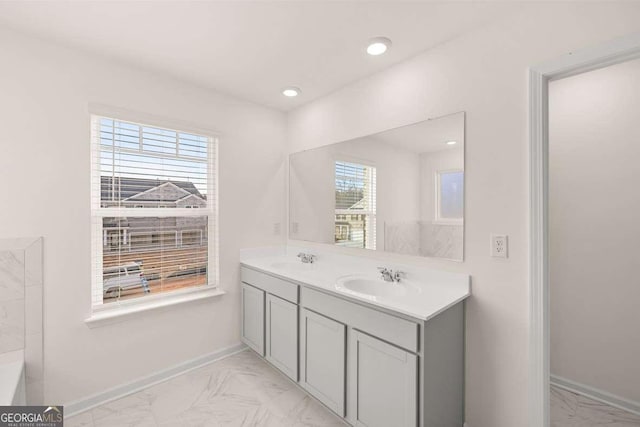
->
[65,349,347,427]
[67,352,640,427]
[552,385,640,426]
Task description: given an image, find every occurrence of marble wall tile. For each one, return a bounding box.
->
[420,222,463,260]
[22,239,44,405]
[0,238,44,405]
[384,220,464,260]
[0,298,25,353]
[0,250,25,302]
[0,247,26,355]
[384,221,420,255]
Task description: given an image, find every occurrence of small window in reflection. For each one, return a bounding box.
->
[436,170,464,222]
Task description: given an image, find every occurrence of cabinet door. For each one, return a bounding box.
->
[241,283,265,355]
[349,330,417,427]
[300,308,346,416]
[266,294,298,381]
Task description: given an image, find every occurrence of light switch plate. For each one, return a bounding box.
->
[491,234,508,258]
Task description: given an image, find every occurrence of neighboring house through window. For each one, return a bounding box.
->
[334,160,376,249]
[91,115,217,307]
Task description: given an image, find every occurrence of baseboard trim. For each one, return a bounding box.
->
[550,374,640,417]
[64,343,247,417]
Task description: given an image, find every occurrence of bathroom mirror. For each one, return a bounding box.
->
[289,111,465,261]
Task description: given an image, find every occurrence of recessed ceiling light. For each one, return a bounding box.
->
[446,141,457,145]
[282,87,301,97]
[367,37,392,56]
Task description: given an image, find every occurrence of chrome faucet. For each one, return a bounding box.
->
[377,267,404,283]
[297,252,317,264]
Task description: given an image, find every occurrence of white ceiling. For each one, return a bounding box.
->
[0,1,519,111]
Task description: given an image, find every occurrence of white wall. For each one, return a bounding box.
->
[289,146,335,243]
[0,27,286,404]
[286,3,640,426]
[549,58,640,404]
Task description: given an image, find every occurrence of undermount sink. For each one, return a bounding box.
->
[335,275,419,300]
[270,261,316,271]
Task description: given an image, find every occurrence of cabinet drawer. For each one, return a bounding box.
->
[241,266,299,304]
[301,287,419,353]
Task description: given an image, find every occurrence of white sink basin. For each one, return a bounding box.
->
[335,275,420,300]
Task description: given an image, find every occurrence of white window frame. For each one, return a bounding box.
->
[88,107,221,323]
[434,169,464,225]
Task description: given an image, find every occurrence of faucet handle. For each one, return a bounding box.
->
[297,252,316,263]
[393,270,405,282]
[377,266,388,272]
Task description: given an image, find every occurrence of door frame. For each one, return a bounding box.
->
[528,32,640,427]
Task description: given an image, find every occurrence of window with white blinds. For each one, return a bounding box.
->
[90,115,218,308]
[334,160,376,250]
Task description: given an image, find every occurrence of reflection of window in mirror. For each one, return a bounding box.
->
[436,170,464,223]
[334,160,377,249]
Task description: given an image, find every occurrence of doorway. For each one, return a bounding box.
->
[529,33,640,427]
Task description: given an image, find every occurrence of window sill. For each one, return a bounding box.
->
[84,286,225,328]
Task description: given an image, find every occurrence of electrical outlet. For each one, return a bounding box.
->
[291,222,299,234]
[491,234,508,258]
[273,222,281,236]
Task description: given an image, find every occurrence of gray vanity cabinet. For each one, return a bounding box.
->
[348,330,417,427]
[241,267,300,379]
[241,283,265,355]
[240,265,465,427]
[265,294,298,381]
[300,308,347,416]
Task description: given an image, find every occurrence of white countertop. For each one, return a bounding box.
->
[240,249,470,321]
